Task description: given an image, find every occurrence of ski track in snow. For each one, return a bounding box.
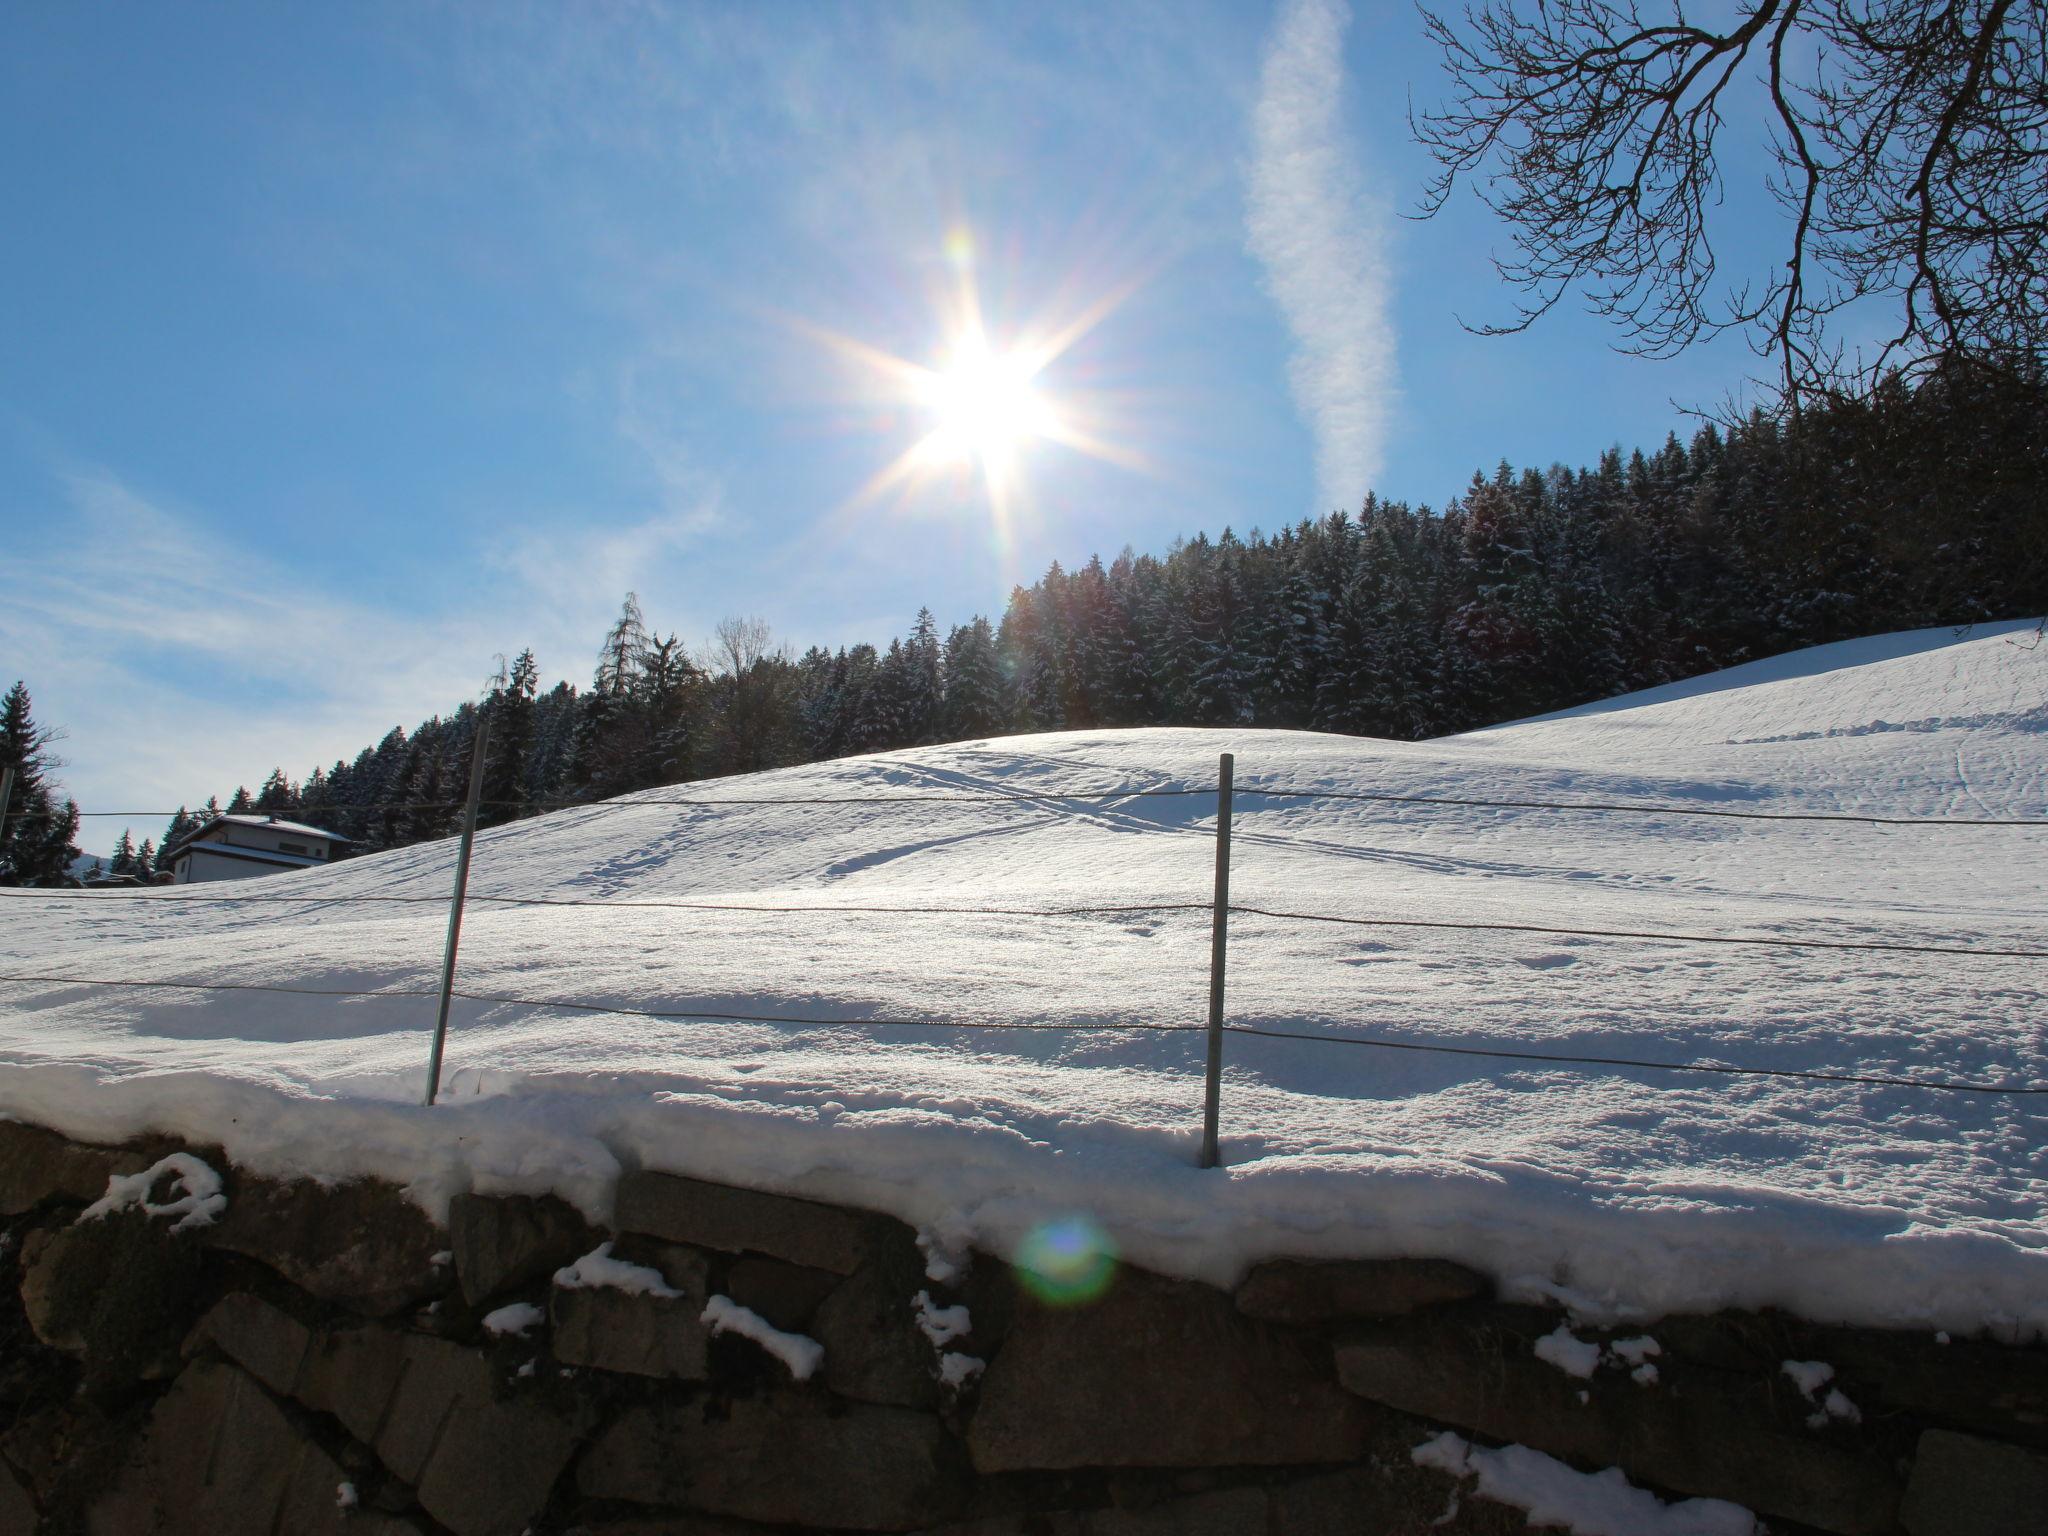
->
[1,623,2044,1334]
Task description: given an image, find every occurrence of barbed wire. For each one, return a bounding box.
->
[0,969,2039,1094]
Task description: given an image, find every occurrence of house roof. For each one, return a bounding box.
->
[204,814,349,841]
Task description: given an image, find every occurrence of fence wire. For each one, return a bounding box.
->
[6,758,2045,1111]
[0,969,2040,1095]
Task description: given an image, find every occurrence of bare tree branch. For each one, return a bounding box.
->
[1415,0,2048,400]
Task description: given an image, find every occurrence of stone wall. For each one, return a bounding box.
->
[1,1118,2042,1536]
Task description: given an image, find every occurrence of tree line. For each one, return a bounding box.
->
[2,355,2041,882]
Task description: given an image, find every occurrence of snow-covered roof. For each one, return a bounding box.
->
[198,814,348,842]
[1,620,2044,1336]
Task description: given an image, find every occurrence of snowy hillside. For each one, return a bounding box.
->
[2,622,2044,1334]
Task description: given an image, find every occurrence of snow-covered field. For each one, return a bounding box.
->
[2,623,2043,1334]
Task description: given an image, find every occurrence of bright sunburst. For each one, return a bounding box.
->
[790,225,1146,547]
[917,332,1056,467]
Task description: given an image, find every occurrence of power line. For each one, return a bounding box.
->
[1224,1024,2048,1096]
[26,783,2048,826]
[1227,905,2048,960]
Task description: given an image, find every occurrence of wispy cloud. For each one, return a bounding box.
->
[0,468,717,830]
[1245,0,1396,512]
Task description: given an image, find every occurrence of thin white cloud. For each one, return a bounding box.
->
[0,469,717,839]
[1245,0,1396,512]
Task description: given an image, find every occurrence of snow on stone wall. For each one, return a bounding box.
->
[2,1118,2044,1536]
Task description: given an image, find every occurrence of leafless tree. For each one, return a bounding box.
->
[1414,0,2048,404]
[705,615,797,776]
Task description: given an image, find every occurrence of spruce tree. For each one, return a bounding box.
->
[0,681,81,885]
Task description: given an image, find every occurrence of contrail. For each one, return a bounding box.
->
[1246,0,1396,512]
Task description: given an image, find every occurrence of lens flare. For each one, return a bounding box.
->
[1014,1217,1118,1306]
[781,224,1150,550]
[918,337,1056,466]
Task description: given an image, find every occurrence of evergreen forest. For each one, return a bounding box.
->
[6,359,2044,880]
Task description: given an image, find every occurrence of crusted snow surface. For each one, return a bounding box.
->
[701,1294,824,1380]
[0,623,2044,1333]
[1413,1432,1758,1535]
[80,1152,227,1233]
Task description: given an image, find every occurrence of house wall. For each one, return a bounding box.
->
[174,847,274,884]
[214,824,329,859]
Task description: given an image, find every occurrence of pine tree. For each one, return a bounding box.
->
[941,620,1007,740]
[902,608,944,744]
[478,650,539,829]
[254,768,299,815]
[160,806,197,864]
[0,681,81,886]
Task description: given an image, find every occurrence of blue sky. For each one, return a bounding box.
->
[0,0,1778,829]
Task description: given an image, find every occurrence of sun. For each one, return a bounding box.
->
[786,224,1149,544]
[917,333,1055,467]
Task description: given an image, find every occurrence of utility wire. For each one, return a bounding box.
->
[1227,905,2048,960]
[1223,1024,2048,1095]
[26,784,2048,826]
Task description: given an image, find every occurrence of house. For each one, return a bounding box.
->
[164,814,349,883]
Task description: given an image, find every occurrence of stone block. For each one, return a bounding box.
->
[913,1467,1524,1536]
[1234,1257,1486,1324]
[19,1211,206,1385]
[86,1359,361,1536]
[725,1253,841,1332]
[1900,1429,2048,1536]
[1821,1329,2048,1450]
[184,1291,315,1397]
[1334,1314,1901,1535]
[968,1266,1374,1472]
[581,1394,964,1530]
[815,1243,942,1409]
[294,1324,583,1536]
[448,1191,597,1307]
[0,1457,34,1535]
[0,1122,148,1216]
[552,1281,710,1380]
[614,1169,897,1274]
[206,1173,445,1316]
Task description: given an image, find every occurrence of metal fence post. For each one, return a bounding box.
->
[424,716,491,1107]
[1199,751,1234,1169]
